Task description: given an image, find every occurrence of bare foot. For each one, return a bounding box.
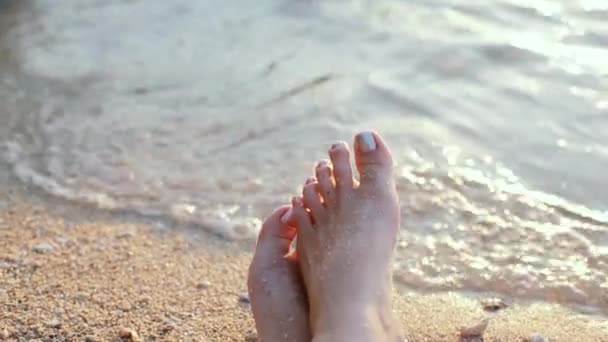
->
[248,206,311,342]
[290,131,404,341]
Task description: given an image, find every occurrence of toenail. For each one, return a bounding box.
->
[306,177,316,184]
[280,208,293,223]
[358,132,377,152]
[316,161,330,170]
[330,141,346,151]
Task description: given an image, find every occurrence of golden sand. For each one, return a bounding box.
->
[0,199,607,341]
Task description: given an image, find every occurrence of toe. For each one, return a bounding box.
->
[305,176,316,185]
[253,205,297,265]
[314,160,335,205]
[292,196,314,238]
[248,206,312,342]
[302,179,326,223]
[354,131,394,187]
[328,141,354,191]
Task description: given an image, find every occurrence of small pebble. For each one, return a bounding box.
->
[32,242,54,254]
[55,237,76,248]
[116,231,136,239]
[459,318,490,338]
[196,281,211,290]
[84,335,97,342]
[481,297,508,312]
[46,318,61,328]
[526,333,550,342]
[1,328,10,339]
[160,319,177,334]
[239,292,250,304]
[118,327,139,341]
[118,301,133,312]
[245,331,258,341]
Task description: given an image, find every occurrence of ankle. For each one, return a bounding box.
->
[312,321,403,342]
[311,302,403,342]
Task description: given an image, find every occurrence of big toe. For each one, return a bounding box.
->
[354,131,394,187]
[251,205,297,268]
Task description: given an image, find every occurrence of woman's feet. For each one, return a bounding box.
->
[248,131,404,342]
[247,206,311,342]
[290,131,404,341]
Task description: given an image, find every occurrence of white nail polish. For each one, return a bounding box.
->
[359,132,377,152]
[281,208,293,223]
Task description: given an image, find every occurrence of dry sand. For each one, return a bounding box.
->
[0,195,607,341]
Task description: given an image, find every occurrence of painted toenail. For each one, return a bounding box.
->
[316,160,330,168]
[330,141,345,151]
[294,197,303,207]
[358,132,377,152]
[280,208,293,223]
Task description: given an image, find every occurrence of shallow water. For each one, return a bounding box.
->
[1,0,607,313]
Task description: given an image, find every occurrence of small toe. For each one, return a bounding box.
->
[253,205,297,265]
[328,141,354,191]
[354,131,394,187]
[292,196,314,238]
[314,160,335,204]
[302,179,325,223]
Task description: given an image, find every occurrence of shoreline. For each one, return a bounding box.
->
[0,193,607,341]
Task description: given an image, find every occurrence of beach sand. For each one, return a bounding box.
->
[1,193,607,341]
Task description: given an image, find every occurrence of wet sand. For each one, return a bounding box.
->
[1,191,607,341]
